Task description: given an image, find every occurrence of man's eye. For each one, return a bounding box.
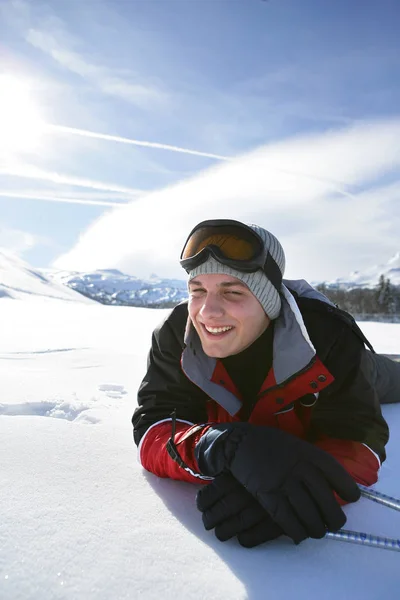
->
[226,291,242,296]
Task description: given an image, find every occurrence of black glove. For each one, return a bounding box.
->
[197,472,282,547]
[195,423,360,544]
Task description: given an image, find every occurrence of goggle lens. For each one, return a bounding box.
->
[180,220,282,291]
[181,225,261,262]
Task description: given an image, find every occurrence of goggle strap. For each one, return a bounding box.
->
[264,252,282,292]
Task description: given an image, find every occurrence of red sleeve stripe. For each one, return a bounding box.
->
[315,438,380,489]
[166,453,214,481]
[362,443,381,469]
[138,419,213,483]
[137,417,195,465]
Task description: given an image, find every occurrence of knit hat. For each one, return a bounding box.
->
[188,224,286,320]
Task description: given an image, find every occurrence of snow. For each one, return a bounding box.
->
[1,295,400,599]
[43,267,188,306]
[0,250,93,303]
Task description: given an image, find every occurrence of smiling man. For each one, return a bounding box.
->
[188,275,270,358]
[132,219,394,548]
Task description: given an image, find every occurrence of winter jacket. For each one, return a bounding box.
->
[132,280,389,488]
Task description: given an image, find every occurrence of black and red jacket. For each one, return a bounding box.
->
[132,280,389,489]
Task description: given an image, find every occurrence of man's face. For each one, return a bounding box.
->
[188,273,270,358]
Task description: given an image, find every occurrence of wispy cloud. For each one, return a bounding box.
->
[0,163,144,196]
[25,26,168,110]
[1,188,134,202]
[0,191,128,208]
[46,124,230,161]
[53,118,400,283]
[0,224,49,256]
[1,0,168,110]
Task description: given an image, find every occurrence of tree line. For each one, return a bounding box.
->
[316,275,400,321]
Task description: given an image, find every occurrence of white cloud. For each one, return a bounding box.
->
[25,28,168,110]
[0,188,133,202]
[45,124,230,161]
[0,224,47,256]
[1,0,168,110]
[0,162,144,196]
[0,191,128,208]
[53,118,400,283]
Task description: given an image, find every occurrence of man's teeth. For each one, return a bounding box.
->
[204,325,233,334]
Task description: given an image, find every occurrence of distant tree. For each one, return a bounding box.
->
[376,274,395,314]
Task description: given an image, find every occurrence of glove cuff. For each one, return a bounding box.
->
[194,423,251,477]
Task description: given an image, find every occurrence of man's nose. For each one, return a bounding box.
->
[199,294,224,318]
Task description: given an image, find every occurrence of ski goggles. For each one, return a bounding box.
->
[180,219,282,291]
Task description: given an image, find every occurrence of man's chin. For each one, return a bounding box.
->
[201,342,233,359]
[206,352,229,359]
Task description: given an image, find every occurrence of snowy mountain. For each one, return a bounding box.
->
[4,249,399,309]
[0,250,93,303]
[322,252,400,290]
[44,251,400,308]
[43,267,189,307]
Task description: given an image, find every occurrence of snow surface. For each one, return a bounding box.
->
[1,295,400,600]
[0,250,93,303]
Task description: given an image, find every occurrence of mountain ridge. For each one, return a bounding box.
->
[0,249,93,303]
[2,249,399,307]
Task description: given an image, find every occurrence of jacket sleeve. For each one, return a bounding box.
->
[132,303,213,483]
[309,320,389,488]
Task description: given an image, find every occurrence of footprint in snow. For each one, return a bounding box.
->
[0,401,92,422]
[98,384,127,399]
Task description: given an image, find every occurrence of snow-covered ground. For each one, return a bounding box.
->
[0,251,93,303]
[1,296,399,600]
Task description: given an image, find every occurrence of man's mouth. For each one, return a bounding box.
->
[202,324,233,336]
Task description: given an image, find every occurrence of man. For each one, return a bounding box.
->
[132,219,394,548]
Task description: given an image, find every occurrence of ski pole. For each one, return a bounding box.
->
[325,485,400,552]
[358,485,400,512]
[326,529,400,552]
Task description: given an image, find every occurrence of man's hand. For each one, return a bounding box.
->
[197,472,282,547]
[195,423,360,544]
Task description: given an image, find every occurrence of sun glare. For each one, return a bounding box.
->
[0,74,46,155]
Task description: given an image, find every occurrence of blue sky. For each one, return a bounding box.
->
[1,0,400,282]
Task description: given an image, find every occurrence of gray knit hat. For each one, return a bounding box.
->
[188,224,286,320]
